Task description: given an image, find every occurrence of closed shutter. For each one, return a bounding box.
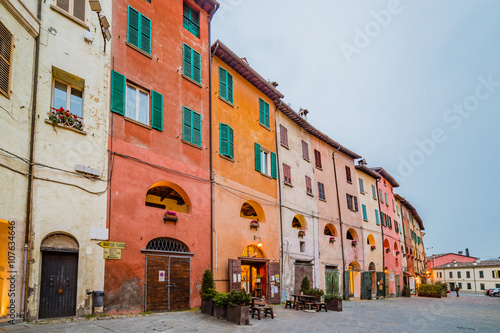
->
[140,15,151,54]
[372,185,377,199]
[219,123,228,156]
[314,150,322,169]
[182,107,192,142]
[183,44,192,78]
[192,111,201,146]
[227,73,233,103]
[228,126,234,159]
[375,209,380,225]
[150,90,163,131]
[385,193,388,205]
[271,152,277,179]
[280,125,288,146]
[259,98,265,125]
[318,182,325,200]
[283,164,291,184]
[362,204,367,221]
[380,190,383,203]
[73,0,86,21]
[346,194,352,210]
[305,176,312,194]
[192,50,201,83]
[302,141,309,160]
[359,178,364,193]
[127,7,140,47]
[264,101,270,127]
[56,0,69,12]
[254,143,261,172]
[219,67,227,99]
[354,196,358,212]
[345,166,352,182]
[111,70,126,115]
[0,22,12,97]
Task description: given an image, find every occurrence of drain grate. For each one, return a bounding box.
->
[456,326,477,331]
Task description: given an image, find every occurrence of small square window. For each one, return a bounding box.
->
[480,283,485,290]
[299,241,305,253]
[479,271,484,278]
[126,83,149,125]
[53,80,83,118]
[467,283,471,290]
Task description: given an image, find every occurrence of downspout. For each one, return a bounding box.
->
[331,148,346,299]
[375,179,385,295]
[23,0,42,321]
[273,101,284,300]
[472,266,477,292]
[208,3,219,273]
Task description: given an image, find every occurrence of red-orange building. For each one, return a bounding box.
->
[104,0,218,314]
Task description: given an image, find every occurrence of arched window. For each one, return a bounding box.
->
[348,261,360,271]
[384,239,390,249]
[394,242,398,251]
[240,200,265,222]
[41,233,79,252]
[324,223,337,237]
[241,245,265,258]
[291,214,307,230]
[346,228,358,241]
[146,181,191,213]
[367,234,375,246]
[146,237,189,252]
[368,262,376,271]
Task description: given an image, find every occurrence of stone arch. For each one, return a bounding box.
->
[146,237,190,252]
[240,200,266,222]
[367,234,376,246]
[41,232,79,252]
[368,262,376,271]
[346,228,358,241]
[292,214,307,230]
[394,242,398,251]
[146,181,191,213]
[384,238,390,249]
[241,244,265,258]
[324,223,337,237]
[348,261,361,271]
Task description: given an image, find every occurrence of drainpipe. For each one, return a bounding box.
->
[472,266,477,292]
[273,101,284,300]
[375,179,385,295]
[331,148,346,299]
[22,0,42,321]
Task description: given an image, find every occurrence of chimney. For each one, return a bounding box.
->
[241,57,249,65]
[358,159,367,166]
[458,251,463,255]
[452,260,457,264]
[465,248,469,256]
[298,108,309,120]
[269,81,278,87]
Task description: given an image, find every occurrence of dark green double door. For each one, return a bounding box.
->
[325,268,339,295]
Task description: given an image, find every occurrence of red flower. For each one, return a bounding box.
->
[58,107,65,112]
[59,115,63,119]
[74,115,78,118]
[65,112,70,116]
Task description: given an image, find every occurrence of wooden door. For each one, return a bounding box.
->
[228,259,241,291]
[343,271,350,300]
[268,262,280,303]
[395,275,401,297]
[146,255,190,311]
[376,272,385,297]
[294,263,312,293]
[361,271,372,300]
[325,269,339,295]
[39,252,78,319]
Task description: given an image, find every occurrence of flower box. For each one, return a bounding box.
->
[351,240,357,247]
[163,210,178,223]
[386,248,390,253]
[396,251,400,255]
[250,220,259,229]
[48,107,84,131]
[325,299,342,311]
[298,230,305,238]
[329,237,335,243]
[371,245,376,251]
[227,305,249,325]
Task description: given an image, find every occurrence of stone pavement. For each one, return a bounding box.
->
[1,294,499,333]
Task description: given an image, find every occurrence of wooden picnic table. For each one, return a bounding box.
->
[290,294,320,310]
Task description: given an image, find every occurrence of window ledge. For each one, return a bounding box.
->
[259,172,273,179]
[346,180,352,184]
[50,5,90,30]
[363,219,368,222]
[124,117,151,129]
[303,157,310,163]
[284,182,293,188]
[125,42,153,59]
[182,74,202,88]
[219,153,235,163]
[319,198,326,202]
[315,166,323,171]
[259,123,271,132]
[182,139,202,150]
[360,191,365,195]
[218,95,234,107]
[280,143,289,150]
[306,192,314,197]
[45,119,87,135]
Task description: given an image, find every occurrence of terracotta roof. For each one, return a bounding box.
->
[194,0,219,16]
[355,165,381,179]
[427,253,478,261]
[394,193,424,230]
[211,40,284,102]
[277,102,361,159]
[434,259,500,269]
[370,167,400,188]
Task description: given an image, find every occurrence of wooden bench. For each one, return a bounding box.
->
[251,305,274,320]
[313,302,327,312]
[285,300,296,309]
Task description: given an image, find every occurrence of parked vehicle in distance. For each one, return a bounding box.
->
[489,288,500,297]
[485,288,495,296]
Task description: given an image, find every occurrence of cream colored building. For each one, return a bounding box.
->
[24,0,111,320]
[0,0,39,324]
[433,259,500,293]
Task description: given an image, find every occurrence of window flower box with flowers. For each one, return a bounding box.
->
[49,107,84,131]
[371,245,376,251]
[396,251,400,255]
[250,220,259,230]
[329,237,335,243]
[163,210,178,223]
[386,248,390,253]
[351,240,357,247]
[298,230,305,238]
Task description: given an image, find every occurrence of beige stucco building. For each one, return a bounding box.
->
[0,0,39,324]
[24,0,111,320]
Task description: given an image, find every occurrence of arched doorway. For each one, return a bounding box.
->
[347,261,361,298]
[144,237,191,312]
[39,233,79,319]
[0,221,10,318]
[368,262,377,295]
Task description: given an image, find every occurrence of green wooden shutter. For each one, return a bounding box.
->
[372,185,377,199]
[219,123,228,156]
[254,143,261,172]
[362,204,367,221]
[259,98,265,125]
[375,209,380,225]
[385,193,388,205]
[271,151,277,179]
[127,6,139,47]
[111,70,126,115]
[150,90,163,131]
[193,49,201,83]
[192,111,201,146]
[380,190,383,203]
[228,126,234,159]
[359,178,364,193]
[182,107,192,142]
[227,72,233,103]
[264,101,270,127]
[183,44,192,78]
[219,67,227,99]
[140,15,151,54]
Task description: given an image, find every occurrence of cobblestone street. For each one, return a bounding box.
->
[2,294,499,333]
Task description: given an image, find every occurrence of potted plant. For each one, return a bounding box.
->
[298,230,305,238]
[226,290,251,325]
[213,292,229,320]
[403,285,411,297]
[256,274,262,283]
[323,293,343,311]
[200,269,216,315]
[163,210,178,222]
[250,220,259,229]
[371,245,376,251]
[48,106,84,131]
[329,237,335,243]
[351,240,357,247]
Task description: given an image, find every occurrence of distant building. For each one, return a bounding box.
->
[427,252,477,271]
[432,259,500,292]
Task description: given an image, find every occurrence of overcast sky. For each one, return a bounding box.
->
[211,0,500,259]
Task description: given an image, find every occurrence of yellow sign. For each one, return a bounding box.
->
[104,248,121,260]
[98,241,125,249]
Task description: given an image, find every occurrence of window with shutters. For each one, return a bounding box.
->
[182,106,201,147]
[125,83,149,125]
[345,166,352,183]
[283,164,292,185]
[346,194,358,212]
[362,204,367,221]
[0,22,13,98]
[219,123,234,159]
[379,189,384,203]
[359,178,364,194]
[54,0,86,22]
[127,6,151,55]
[318,182,325,201]
[305,176,313,195]
[372,185,377,200]
[301,141,309,161]
[254,143,276,179]
[183,3,199,37]
[183,43,201,84]
[218,67,233,104]
[259,98,270,128]
[314,150,322,169]
[385,193,388,206]
[280,125,288,147]
[375,209,380,225]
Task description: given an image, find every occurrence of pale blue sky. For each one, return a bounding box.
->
[212,0,500,259]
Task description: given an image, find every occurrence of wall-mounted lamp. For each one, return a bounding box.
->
[99,14,110,30]
[88,0,111,51]
[257,243,262,247]
[89,0,102,12]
